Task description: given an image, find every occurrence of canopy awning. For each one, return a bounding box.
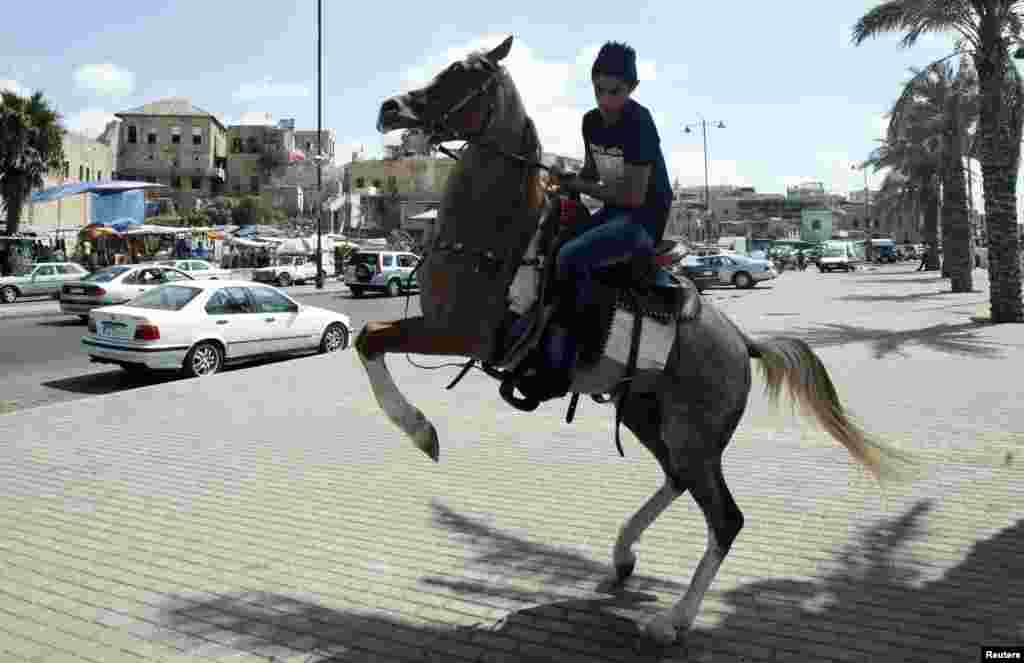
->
[30,180,168,203]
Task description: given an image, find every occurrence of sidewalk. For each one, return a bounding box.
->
[0,266,1020,662]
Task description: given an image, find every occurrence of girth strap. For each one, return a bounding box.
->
[613,289,645,457]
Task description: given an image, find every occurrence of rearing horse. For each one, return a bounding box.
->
[355,36,904,645]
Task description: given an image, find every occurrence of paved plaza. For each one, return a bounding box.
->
[0,265,1020,662]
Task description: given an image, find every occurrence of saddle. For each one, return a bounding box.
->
[448,193,702,452]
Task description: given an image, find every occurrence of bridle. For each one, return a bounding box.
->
[422,55,551,173]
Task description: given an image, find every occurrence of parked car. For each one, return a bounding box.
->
[0,262,91,303]
[252,253,334,287]
[818,246,857,272]
[344,250,420,297]
[81,280,351,377]
[681,254,777,289]
[60,264,193,321]
[675,256,719,292]
[157,259,232,280]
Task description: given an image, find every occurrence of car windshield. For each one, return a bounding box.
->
[350,253,378,265]
[81,265,132,282]
[126,285,202,310]
[822,247,848,257]
[157,261,178,267]
[277,255,303,266]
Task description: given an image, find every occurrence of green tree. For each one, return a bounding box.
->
[888,58,979,291]
[853,0,1024,321]
[0,90,64,271]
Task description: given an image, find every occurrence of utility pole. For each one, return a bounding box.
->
[314,0,324,289]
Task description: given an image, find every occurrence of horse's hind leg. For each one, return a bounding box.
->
[646,458,744,645]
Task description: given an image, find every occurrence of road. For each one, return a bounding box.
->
[0,268,805,415]
[0,284,428,414]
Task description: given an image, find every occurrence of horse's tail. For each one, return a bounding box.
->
[743,335,912,483]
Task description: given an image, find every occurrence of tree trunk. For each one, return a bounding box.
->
[922,185,941,271]
[2,193,25,276]
[941,131,973,292]
[974,24,1023,323]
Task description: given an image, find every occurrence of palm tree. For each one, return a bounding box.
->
[889,59,979,291]
[0,90,65,271]
[865,138,943,270]
[853,0,1024,322]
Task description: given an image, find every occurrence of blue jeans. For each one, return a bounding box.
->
[555,208,655,317]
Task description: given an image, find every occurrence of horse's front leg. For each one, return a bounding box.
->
[354,317,481,462]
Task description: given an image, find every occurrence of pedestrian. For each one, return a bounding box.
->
[549,40,673,370]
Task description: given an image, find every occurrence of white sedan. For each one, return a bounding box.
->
[82,280,352,377]
[157,259,232,280]
[61,264,194,320]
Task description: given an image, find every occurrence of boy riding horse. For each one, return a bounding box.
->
[549,41,674,368]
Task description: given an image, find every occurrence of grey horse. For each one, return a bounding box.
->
[354,36,906,645]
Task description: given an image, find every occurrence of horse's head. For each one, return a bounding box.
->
[377,36,515,141]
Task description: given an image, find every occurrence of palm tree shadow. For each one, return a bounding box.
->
[838,291,975,303]
[152,500,1022,662]
[792,321,1008,359]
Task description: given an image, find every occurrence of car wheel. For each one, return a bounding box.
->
[183,341,223,378]
[387,279,402,297]
[78,315,89,323]
[1,286,17,304]
[349,286,364,298]
[320,323,349,353]
[733,272,753,289]
[277,273,293,288]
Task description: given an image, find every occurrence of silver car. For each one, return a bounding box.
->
[157,259,232,280]
[689,254,778,289]
[0,262,91,303]
[60,263,194,321]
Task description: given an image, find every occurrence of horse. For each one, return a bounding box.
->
[354,35,907,645]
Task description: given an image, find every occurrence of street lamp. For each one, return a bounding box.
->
[852,163,873,261]
[684,116,726,244]
[314,0,324,290]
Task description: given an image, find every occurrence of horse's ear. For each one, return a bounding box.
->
[486,36,513,64]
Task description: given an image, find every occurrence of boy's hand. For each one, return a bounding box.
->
[549,165,581,192]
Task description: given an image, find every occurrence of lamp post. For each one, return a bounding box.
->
[852,163,872,261]
[684,116,726,244]
[314,0,324,290]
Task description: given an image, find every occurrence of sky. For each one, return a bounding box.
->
[0,1,996,200]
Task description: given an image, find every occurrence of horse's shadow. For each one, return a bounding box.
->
[155,500,1023,662]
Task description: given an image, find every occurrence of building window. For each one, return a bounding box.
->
[171,127,181,144]
[147,131,157,144]
[193,127,202,146]
[355,177,365,188]
[63,161,70,178]
[853,220,860,229]
[172,175,182,189]
[231,137,243,153]
[127,126,137,143]
[191,176,201,190]
[97,171,102,181]
[250,175,260,192]
[387,175,398,191]
[79,165,84,181]
[372,179,382,188]
[811,219,821,231]
[232,178,242,193]
[86,167,91,180]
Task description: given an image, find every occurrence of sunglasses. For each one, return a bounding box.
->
[593,82,628,98]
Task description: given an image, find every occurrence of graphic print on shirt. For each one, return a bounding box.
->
[589,143,625,188]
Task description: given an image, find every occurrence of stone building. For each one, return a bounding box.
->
[114,98,228,210]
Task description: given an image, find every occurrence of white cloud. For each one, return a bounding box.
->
[870,113,889,140]
[0,79,25,96]
[74,63,135,97]
[666,145,752,189]
[238,111,274,126]
[233,77,310,102]
[65,108,118,138]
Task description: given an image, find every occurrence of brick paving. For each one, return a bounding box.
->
[0,265,1020,662]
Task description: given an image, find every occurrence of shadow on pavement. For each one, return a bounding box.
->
[153,500,1022,662]
[791,320,1008,360]
[838,291,978,304]
[39,355,302,396]
[856,275,950,286]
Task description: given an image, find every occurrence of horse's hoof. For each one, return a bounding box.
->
[413,421,440,462]
[644,615,678,645]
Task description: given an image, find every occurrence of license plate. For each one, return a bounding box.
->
[701,271,713,276]
[69,287,84,294]
[101,322,129,338]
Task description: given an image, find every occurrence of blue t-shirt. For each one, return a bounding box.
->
[583,98,673,241]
